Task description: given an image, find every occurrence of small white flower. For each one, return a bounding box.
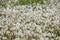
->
[2,37,7,40]
[14,37,20,40]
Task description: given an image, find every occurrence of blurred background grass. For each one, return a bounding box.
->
[0,0,46,8]
[0,0,60,8]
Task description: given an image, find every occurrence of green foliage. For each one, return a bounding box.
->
[17,0,44,5]
[53,29,60,36]
[0,0,45,8]
[1,0,59,8]
[0,13,6,17]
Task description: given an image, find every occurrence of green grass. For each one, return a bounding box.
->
[53,29,60,36]
[0,13,6,17]
[0,0,45,8]
[18,0,44,5]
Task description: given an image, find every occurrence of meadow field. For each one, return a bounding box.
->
[0,0,60,40]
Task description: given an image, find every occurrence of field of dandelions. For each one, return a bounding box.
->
[0,0,60,40]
